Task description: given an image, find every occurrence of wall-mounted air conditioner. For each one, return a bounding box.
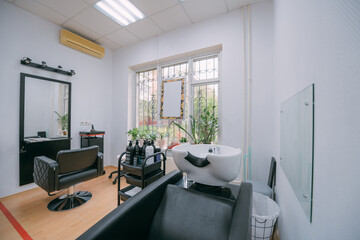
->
[60,29,105,59]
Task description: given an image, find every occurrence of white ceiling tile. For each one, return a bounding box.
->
[225,0,258,10]
[96,37,121,50]
[131,0,178,16]
[151,5,191,32]
[106,29,139,46]
[72,7,121,36]
[37,0,89,18]
[82,0,100,5]
[62,20,101,41]
[14,0,67,25]
[126,18,162,40]
[181,0,228,22]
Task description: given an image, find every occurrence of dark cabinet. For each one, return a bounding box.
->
[20,138,70,185]
[80,131,105,153]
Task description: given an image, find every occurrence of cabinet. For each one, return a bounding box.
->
[20,138,70,185]
[80,131,105,153]
[117,152,166,206]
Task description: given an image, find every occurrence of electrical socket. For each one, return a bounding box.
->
[80,121,91,126]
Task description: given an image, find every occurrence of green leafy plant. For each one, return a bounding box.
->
[54,111,68,131]
[180,137,188,143]
[127,128,139,140]
[139,129,149,139]
[171,106,218,144]
[157,128,168,140]
[149,133,157,141]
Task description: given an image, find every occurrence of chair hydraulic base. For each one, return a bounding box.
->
[48,186,92,211]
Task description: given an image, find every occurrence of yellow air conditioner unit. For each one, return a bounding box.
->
[60,29,105,59]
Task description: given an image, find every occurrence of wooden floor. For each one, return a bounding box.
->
[0,166,125,240]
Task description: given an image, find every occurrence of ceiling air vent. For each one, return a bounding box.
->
[60,29,105,59]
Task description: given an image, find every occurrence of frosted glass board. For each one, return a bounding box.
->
[280,84,314,222]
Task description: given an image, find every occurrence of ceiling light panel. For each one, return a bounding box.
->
[94,0,145,26]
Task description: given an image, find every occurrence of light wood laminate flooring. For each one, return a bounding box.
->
[0,166,123,240]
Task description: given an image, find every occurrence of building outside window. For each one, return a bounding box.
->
[136,53,220,146]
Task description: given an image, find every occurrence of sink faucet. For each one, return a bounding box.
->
[208,146,219,154]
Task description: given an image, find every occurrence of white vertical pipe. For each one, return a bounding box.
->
[241,6,247,181]
[246,4,252,180]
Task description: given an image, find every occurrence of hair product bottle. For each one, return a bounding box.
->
[134,140,140,165]
[126,141,134,164]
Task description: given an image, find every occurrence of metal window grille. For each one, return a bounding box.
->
[136,68,158,134]
[136,54,220,144]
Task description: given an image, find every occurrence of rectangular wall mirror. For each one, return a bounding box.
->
[160,78,184,119]
[19,73,71,185]
[280,84,314,222]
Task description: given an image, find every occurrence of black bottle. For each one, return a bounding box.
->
[139,140,147,165]
[133,140,140,165]
[126,141,134,164]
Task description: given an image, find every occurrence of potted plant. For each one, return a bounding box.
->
[54,111,68,135]
[157,128,168,149]
[149,133,157,142]
[126,128,139,141]
[171,106,218,144]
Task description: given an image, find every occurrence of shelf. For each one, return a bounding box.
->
[125,169,163,188]
[122,161,161,177]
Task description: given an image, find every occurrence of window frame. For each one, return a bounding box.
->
[134,52,222,143]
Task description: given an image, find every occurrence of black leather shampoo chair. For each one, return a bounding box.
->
[33,146,104,211]
[78,170,253,240]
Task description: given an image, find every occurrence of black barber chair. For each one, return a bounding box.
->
[78,170,253,240]
[33,146,104,211]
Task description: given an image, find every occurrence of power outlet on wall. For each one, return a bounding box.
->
[80,121,92,126]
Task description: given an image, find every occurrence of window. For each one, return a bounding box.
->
[136,54,220,145]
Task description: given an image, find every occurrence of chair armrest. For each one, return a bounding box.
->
[228,182,253,240]
[77,170,183,240]
[96,152,104,176]
[33,156,59,193]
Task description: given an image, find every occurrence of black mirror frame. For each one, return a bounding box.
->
[19,73,72,142]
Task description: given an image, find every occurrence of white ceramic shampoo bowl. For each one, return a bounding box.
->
[172,144,241,186]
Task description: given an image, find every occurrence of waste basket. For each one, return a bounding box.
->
[251,192,280,240]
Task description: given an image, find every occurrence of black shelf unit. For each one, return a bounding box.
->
[117,152,166,206]
[80,131,105,153]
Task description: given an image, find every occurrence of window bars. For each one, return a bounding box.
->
[136,54,220,144]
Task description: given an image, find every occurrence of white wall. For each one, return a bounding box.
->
[273,0,360,239]
[0,1,113,198]
[110,1,274,184]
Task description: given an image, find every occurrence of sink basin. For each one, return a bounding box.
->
[172,144,242,186]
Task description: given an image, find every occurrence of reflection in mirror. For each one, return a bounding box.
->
[280,84,314,222]
[160,78,185,119]
[23,75,70,140]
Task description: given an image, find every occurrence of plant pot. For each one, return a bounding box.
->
[157,139,166,149]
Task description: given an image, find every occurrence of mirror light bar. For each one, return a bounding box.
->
[94,0,145,26]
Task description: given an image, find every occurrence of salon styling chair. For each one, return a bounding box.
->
[33,146,104,211]
[78,170,253,240]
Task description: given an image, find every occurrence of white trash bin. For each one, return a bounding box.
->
[251,192,280,240]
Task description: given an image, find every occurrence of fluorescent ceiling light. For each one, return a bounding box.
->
[94,0,145,26]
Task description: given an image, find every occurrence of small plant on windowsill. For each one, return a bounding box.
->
[139,129,149,140]
[179,137,188,143]
[149,133,157,142]
[126,128,139,141]
[157,128,168,149]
